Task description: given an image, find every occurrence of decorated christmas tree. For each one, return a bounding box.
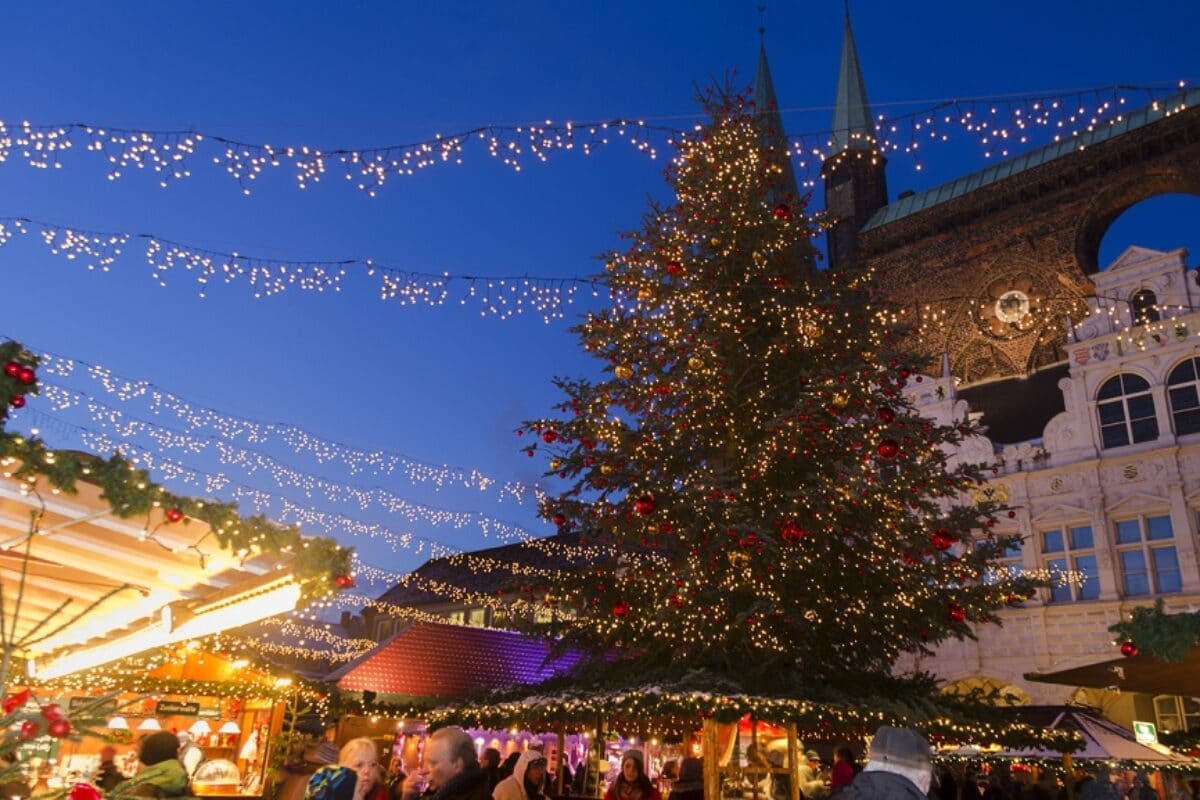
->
[520,87,1042,700]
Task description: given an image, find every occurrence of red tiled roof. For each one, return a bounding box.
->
[333,622,584,700]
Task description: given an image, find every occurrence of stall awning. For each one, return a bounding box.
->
[1025,648,1200,698]
[995,706,1191,764]
[0,474,303,678]
[329,621,584,702]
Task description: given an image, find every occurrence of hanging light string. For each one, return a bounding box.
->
[0,82,1185,194]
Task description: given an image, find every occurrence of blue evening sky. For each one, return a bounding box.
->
[0,1,1196,595]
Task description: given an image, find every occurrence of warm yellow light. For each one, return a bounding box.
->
[137,718,162,731]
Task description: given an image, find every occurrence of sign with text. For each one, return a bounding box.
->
[68,696,118,715]
[1132,720,1158,745]
[156,700,200,716]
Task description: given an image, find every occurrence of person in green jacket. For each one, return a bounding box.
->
[110,731,189,798]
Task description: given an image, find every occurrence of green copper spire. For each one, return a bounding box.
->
[753,41,800,203]
[831,11,876,153]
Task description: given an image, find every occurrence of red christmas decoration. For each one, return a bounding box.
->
[931,530,955,551]
[9,394,24,409]
[3,361,20,378]
[19,720,40,740]
[772,204,791,220]
[40,704,62,721]
[633,495,656,515]
[17,366,35,385]
[876,439,900,459]
[48,717,72,738]
[948,603,967,623]
[2,688,30,714]
[70,784,103,800]
[1007,510,1017,518]
[666,260,683,275]
[335,574,355,589]
[780,520,807,543]
[612,599,630,617]
[551,513,567,527]
[877,407,896,423]
[541,429,558,444]
[165,507,185,523]
[1120,641,1139,657]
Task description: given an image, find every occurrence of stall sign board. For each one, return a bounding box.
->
[1132,721,1158,745]
[68,696,118,715]
[198,705,222,719]
[156,701,201,716]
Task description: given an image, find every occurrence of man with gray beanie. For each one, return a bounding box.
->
[837,726,932,800]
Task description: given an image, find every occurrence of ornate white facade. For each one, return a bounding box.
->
[909,245,1200,733]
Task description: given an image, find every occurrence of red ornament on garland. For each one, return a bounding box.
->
[9,394,25,409]
[70,784,103,800]
[1120,641,1139,658]
[633,495,657,515]
[931,530,955,551]
[541,429,558,444]
[551,513,567,527]
[772,204,791,220]
[666,260,683,276]
[335,574,356,589]
[877,407,896,423]
[16,367,35,385]
[948,603,967,623]
[48,717,71,738]
[876,439,900,459]
[780,520,807,543]
[165,507,184,523]
[2,688,30,714]
[18,720,39,740]
[40,704,62,721]
[612,599,630,618]
[3,361,20,378]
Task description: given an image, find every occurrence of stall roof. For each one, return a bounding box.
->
[329,621,585,702]
[1025,648,1200,698]
[0,473,303,678]
[996,706,1191,764]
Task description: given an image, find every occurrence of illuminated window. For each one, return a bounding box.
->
[1040,525,1099,602]
[1097,374,1158,449]
[1115,515,1180,596]
[1167,358,1200,435]
[1154,695,1200,734]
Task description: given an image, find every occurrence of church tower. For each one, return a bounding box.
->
[753,40,815,270]
[823,11,888,270]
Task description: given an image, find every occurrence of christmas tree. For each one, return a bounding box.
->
[521,87,1041,699]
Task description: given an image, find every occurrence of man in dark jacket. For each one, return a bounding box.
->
[836,726,932,800]
[401,727,490,800]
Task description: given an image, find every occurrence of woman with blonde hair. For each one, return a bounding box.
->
[340,739,389,800]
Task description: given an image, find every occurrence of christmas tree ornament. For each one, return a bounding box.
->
[549,458,562,471]
[70,785,103,800]
[48,718,72,738]
[666,260,683,275]
[948,604,967,623]
[335,574,356,589]
[40,704,62,721]
[773,204,791,220]
[687,357,704,369]
[3,361,20,378]
[165,507,184,523]
[633,495,656,515]
[541,429,558,444]
[2,689,30,714]
[614,365,633,380]
[876,439,900,459]
[1120,641,1139,657]
[612,599,630,617]
[931,530,955,551]
[9,394,25,409]
[877,407,896,423]
[19,720,40,740]
[552,513,567,527]
[16,366,35,385]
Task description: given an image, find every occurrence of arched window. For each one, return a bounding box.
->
[1167,358,1200,435]
[1131,289,1160,326]
[1097,373,1158,448]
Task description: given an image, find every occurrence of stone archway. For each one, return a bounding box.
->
[1074,169,1200,275]
[943,676,1032,706]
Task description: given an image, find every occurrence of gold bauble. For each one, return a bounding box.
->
[549,458,562,471]
[637,288,653,302]
[688,357,704,370]
[831,392,849,410]
[600,464,614,475]
[727,550,749,567]
[615,365,634,380]
[803,324,825,339]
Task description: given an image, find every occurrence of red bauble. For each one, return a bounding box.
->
[3,361,20,378]
[772,204,791,220]
[2,688,30,714]
[165,507,184,523]
[19,720,40,740]
[666,260,683,275]
[1120,641,1139,658]
[877,407,896,423]
[40,703,62,721]
[931,530,955,551]
[1007,510,1017,518]
[551,513,567,527]
[16,367,35,385]
[48,717,72,738]
[70,784,103,800]
[948,604,967,623]
[780,520,806,543]
[633,495,656,515]
[876,439,900,459]
[541,429,558,444]
[9,394,25,409]
[335,574,355,589]
[612,599,630,617]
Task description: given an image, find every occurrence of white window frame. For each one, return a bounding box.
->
[1039,524,1099,603]
[1114,514,1181,597]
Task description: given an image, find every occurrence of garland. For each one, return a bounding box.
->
[1109,600,1200,662]
[0,340,352,601]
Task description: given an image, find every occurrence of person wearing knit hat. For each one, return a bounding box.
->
[604,750,661,800]
[836,726,931,800]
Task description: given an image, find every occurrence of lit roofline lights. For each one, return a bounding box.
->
[29,577,302,680]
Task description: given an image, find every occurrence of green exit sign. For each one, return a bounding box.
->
[1132,721,1158,745]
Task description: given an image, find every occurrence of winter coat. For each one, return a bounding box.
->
[604,778,662,800]
[831,763,855,795]
[109,759,189,798]
[836,770,925,800]
[493,752,545,800]
[427,766,491,800]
